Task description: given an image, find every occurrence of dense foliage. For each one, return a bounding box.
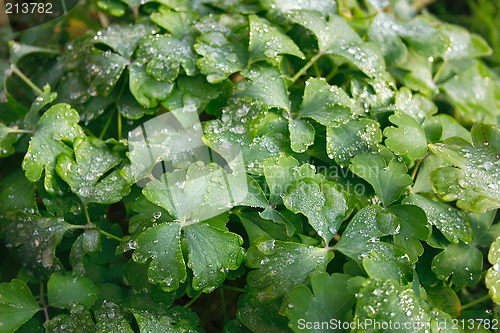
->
[0,0,499,332]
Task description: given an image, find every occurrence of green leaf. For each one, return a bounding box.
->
[349,153,412,206]
[132,222,185,291]
[441,64,499,123]
[48,272,99,308]
[431,242,483,286]
[246,239,331,304]
[45,304,95,333]
[353,279,433,332]
[288,118,314,153]
[260,0,336,15]
[83,49,128,97]
[195,31,243,83]
[236,294,292,333]
[24,84,57,129]
[429,123,500,213]
[0,279,40,333]
[132,306,203,332]
[336,205,400,264]
[137,35,198,82]
[287,272,357,333]
[128,62,173,108]
[327,119,382,166]
[56,137,130,204]
[283,178,347,243]
[0,122,18,158]
[143,162,247,222]
[248,15,304,63]
[299,78,359,127]
[133,220,244,292]
[403,194,472,244]
[262,156,299,202]
[384,112,427,160]
[237,212,291,243]
[162,75,220,110]
[184,222,244,292]
[394,87,437,124]
[0,213,71,277]
[388,204,431,263]
[22,104,85,194]
[236,64,291,111]
[69,229,101,275]
[93,23,154,59]
[0,170,38,214]
[440,24,492,60]
[486,236,500,304]
[95,301,134,333]
[287,11,386,78]
[150,7,196,39]
[9,41,58,66]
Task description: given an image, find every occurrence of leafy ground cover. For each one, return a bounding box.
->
[0,0,499,332]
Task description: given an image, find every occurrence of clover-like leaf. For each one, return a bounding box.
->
[299,78,360,127]
[388,204,431,263]
[133,220,244,293]
[0,279,40,333]
[431,242,483,286]
[137,35,198,82]
[336,205,400,264]
[24,84,57,129]
[46,304,95,333]
[143,162,247,223]
[288,118,314,153]
[246,239,331,304]
[96,301,134,333]
[287,10,386,78]
[69,229,101,275]
[128,62,173,108]
[22,104,85,194]
[0,213,71,278]
[350,153,412,207]
[132,306,203,332]
[441,64,499,123]
[284,178,347,243]
[0,123,21,158]
[56,137,130,204]
[384,112,427,160]
[327,119,382,166]
[48,272,99,308]
[287,272,357,333]
[486,236,500,304]
[440,23,492,60]
[248,15,304,63]
[236,64,291,111]
[429,123,500,213]
[354,279,433,330]
[403,194,472,244]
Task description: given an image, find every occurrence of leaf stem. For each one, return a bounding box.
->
[11,66,44,95]
[220,288,229,323]
[117,107,122,140]
[411,153,431,181]
[183,294,201,308]
[82,202,92,226]
[291,52,324,83]
[220,285,245,293]
[38,282,50,323]
[461,294,491,310]
[99,229,122,242]
[99,108,115,140]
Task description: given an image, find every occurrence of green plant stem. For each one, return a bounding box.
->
[117,107,122,140]
[183,294,201,308]
[220,288,229,323]
[411,153,430,181]
[100,230,122,242]
[99,108,115,140]
[461,294,491,310]
[291,52,324,83]
[11,66,43,95]
[82,202,92,226]
[220,285,245,293]
[38,282,50,322]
